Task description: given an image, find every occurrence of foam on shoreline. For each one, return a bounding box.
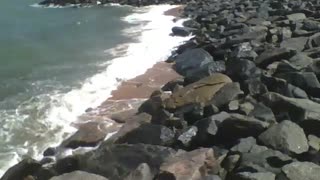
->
[0,4,191,177]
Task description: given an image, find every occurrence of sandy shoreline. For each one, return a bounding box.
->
[70,6,184,138]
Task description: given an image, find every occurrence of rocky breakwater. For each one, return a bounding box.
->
[4,0,320,179]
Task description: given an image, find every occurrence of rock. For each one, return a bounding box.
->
[110,109,139,123]
[237,148,293,174]
[308,135,320,151]
[78,144,176,180]
[280,37,307,52]
[43,147,57,157]
[258,120,309,154]
[157,148,217,180]
[281,162,320,180]
[303,19,320,31]
[231,137,257,153]
[286,13,306,21]
[163,74,232,109]
[138,92,170,123]
[171,26,192,37]
[183,19,201,29]
[0,158,42,180]
[60,121,113,149]
[287,53,313,70]
[261,92,320,132]
[261,75,308,99]
[115,123,175,146]
[233,172,276,180]
[177,126,198,147]
[194,112,269,145]
[173,48,213,76]
[275,72,320,93]
[246,79,268,97]
[203,175,222,180]
[222,154,240,171]
[124,163,153,180]
[239,97,276,124]
[306,32,320,49]
[161,78,184,92]
[255,48,296,68]
[226,59,261,81]
[185,61,226,83]
[49,171,108,180]
[108,113,151,143]
[209,82,244,108]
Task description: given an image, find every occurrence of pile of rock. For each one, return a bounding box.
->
[4,0,320,179]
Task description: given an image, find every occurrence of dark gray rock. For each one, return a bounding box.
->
[261,75,308,99]
[233,172,275,180]
[185,61,226,83]
[255,48,296,68]
[281,162,320,180]
[280,37,307,52]
[303,19,320,31]
[173,48,213,76]
[0,158,42,180]
[261,92,320,136]
[258,120,309,154]
[222,154,240,172]
[78,144,176,180]
[50,171,108,180]
[171,26,192,37]
[275,72,320,93]
[209,82,244,108]
[177,126,198,147]
[231,137,257,153]
[226,59,261,81]
[237,148,293,174]
[194,112,269,145]
[115,124,175,146]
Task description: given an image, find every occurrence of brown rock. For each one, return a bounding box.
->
[163,74,232,109]
[61,121,119,149]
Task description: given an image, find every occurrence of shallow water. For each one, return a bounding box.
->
[0,0,189,176]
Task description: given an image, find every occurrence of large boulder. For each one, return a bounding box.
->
[232,172,276,180]
[281,162,320,180]
[77,144,176,180]
[173,48,213,76]
[258,120,309,154]
[0,158,42,180]
[156,148,218,180]
[194,112,269,145]
[163,74,232,109]
[50,171,108,180]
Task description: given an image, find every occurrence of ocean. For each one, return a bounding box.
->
[0,0,189,176]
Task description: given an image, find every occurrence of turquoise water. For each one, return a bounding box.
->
[0,0,134,173]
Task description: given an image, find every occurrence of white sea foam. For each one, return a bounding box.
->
[0,4,191,177]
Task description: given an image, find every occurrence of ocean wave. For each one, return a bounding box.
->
[0,4,191,177]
